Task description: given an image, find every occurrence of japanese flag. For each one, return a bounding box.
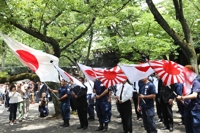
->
[0,32,60,83]
[53,65,85,88]
[77,63,96,81]
[119,63,154,84]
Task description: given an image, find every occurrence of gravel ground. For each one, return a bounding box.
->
[0,99,185,133]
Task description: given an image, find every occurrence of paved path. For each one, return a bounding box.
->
[0,99,186,133]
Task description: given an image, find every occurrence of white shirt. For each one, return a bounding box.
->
[40,84,44,89]
[9,92,20,103]
[116,82,133,103]
[132,81,139,93]
[153,77,159,94]
[84,81,94,94]
[115,83,122,91]
[0,86,6,94]
[17,89,24,102]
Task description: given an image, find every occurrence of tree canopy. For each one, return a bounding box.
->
[0,0,199,68]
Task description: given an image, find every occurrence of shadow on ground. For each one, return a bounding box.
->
[0,99,186,133]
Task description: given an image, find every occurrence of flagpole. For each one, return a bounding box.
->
[50,60,68,81]
[44,82,59,99]
[50,60,63,84]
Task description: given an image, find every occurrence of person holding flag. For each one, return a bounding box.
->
[94,79,109,132]
[159,84,175,132]
[50,79,70,127]
[137,77,157,133]
[177,65,200,133]
[70,77,88,130]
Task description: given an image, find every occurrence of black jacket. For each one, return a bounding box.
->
[39,84,47,98]
[160,84,175,103]
[157,79,163,96]
[72,85,87,107]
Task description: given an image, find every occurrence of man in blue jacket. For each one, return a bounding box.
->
[94,79,109,132]
[138,77,157,133]
[51,79,70,127]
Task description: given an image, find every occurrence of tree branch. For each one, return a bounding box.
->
[173,0,193,44]
[145,0,189,54]
[39,1,49,32]
[60,55,76,66]
[85,27,93,65]
[129,18,137,36]
[45,11,63,27]
[3,0,61,57]
[111,24,123,38]
[132,46,146,57]
[71,8,82,13]
[60,17,96,52]
[146,23,151,36]
[173,0,180,20]
[11,22,61,57]
[191,1,200,12]
[131,47,149,62]
[43,10,63,35]
[115,0,131,15]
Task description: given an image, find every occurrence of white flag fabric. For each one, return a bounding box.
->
[53,65,85,88]
[119,63,155,84]
[182,67,197,96]
[0,32,60,83]
[77,63,96,81]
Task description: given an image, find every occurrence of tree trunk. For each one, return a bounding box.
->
[1,41,5,71]
[0,73,39,83]
[85,27,93,65]
[47,82,61,116]
[146,0,198,72]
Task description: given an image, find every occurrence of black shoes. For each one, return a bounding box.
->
[65,123,70,127]
[102,128,107,132]
[161,126,169,130]
[88,116,95,121]
[95,122,104,131]
[118,121,122,124]
[156,118,162,123]
[169,127,173,132]
[77,126,87,130]
[178,121,184,125]
[116,115,121,118]
[60,123,66,127]
[95,127,103,131]
[60,120,70,127]
[161,126,173,132]
[82,126,87,130]
[77,126,83,129]
[102,123,108,132]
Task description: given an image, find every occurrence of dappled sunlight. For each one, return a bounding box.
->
[0,98,186,133]
[17,124,47,131]
[0,109,3,113]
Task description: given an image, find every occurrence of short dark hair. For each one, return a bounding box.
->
[9,84,16,91]
[61,79,67,82]
[79,77,84,82]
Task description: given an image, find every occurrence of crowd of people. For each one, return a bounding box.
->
[0,65,200,133]
[0,81,50,125]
